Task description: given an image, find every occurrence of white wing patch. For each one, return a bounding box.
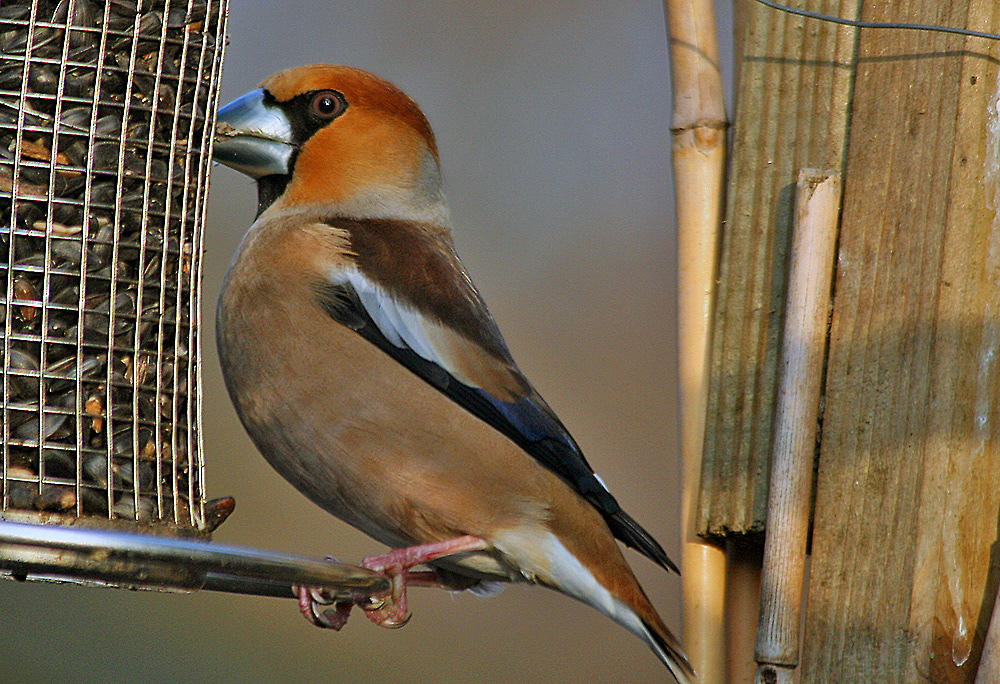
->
[349,272,433,356]
[330,267,478,388]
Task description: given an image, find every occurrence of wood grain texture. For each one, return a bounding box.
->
[798,1,1000,682]
[697,0,860,538]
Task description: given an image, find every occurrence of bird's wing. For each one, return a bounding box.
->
[311,218,676,573]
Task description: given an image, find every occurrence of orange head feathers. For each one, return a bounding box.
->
[214,64,446,222]
[261,64,439,159]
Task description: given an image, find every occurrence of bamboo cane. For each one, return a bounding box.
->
[974,588,1000,684]
[725,541,762,684]
[753,170,841,684]
[664,2,727,683]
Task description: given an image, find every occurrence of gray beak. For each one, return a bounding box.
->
[213,89,295,179]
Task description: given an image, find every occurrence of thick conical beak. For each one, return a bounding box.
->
[213,89,294,179]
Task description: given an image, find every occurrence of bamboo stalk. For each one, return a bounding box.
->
[753,170,841,684]
[725,540,762,684]
[664,1,728,682]
[974,588,1000,684]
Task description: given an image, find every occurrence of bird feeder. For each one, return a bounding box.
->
[1,0,223,536]
[0,0,232,596]
[0,0,390,601]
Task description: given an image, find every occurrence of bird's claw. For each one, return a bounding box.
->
[294,537,487,632]
[316,601,355,631]
[296,588,407,631]
[294,577,402,631]
[362,604,412,629]
[358,586,411,629]
[294,583,350,630]
[360,594,388,611]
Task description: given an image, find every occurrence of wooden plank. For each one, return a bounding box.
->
[914,5,1000,676]
[697,0,860,538]
[799,1,1000,681]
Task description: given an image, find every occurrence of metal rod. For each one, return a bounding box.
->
[0,519,391,599]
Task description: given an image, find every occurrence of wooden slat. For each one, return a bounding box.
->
[697,0,860,537]
[799,1,1000,681]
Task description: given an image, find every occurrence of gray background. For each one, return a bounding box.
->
[0,1,733,682]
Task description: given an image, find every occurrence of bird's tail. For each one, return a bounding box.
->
[537,529,696,683]
[580,579,696,684]
[606,571,696,684]
[636,609,697,684]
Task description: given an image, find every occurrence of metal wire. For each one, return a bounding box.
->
[749,0,1000,42]
[0,0,225,534]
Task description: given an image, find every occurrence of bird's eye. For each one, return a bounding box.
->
[312,91,345,119]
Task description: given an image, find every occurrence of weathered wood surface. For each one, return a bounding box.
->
[697,0,859,538]
[799,2,1000,682]
[695,0,1000,680]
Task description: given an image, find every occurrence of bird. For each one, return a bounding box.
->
[212,64,694,684]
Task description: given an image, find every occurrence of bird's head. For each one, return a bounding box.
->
[213,64,447,223]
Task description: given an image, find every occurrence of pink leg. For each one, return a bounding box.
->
[294,536,489,631]
[359,535,489,628]
[401,569,450,589]
[360,535,488,573]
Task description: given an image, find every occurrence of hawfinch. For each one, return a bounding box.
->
[212,64,693,684]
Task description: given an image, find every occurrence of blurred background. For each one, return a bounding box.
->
[1,1,732,682]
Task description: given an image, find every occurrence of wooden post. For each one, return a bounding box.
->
[664,1,727,682]
[754,170,841,684]
[798,1,1000,681]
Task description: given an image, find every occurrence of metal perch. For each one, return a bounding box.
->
[0,517,391,600]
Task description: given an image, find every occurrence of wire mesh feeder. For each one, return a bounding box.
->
[0,0,223,532]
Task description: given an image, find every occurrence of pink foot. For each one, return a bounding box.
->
[295,536,488,631]
[294,584,354,630]
[359,535,489,629]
